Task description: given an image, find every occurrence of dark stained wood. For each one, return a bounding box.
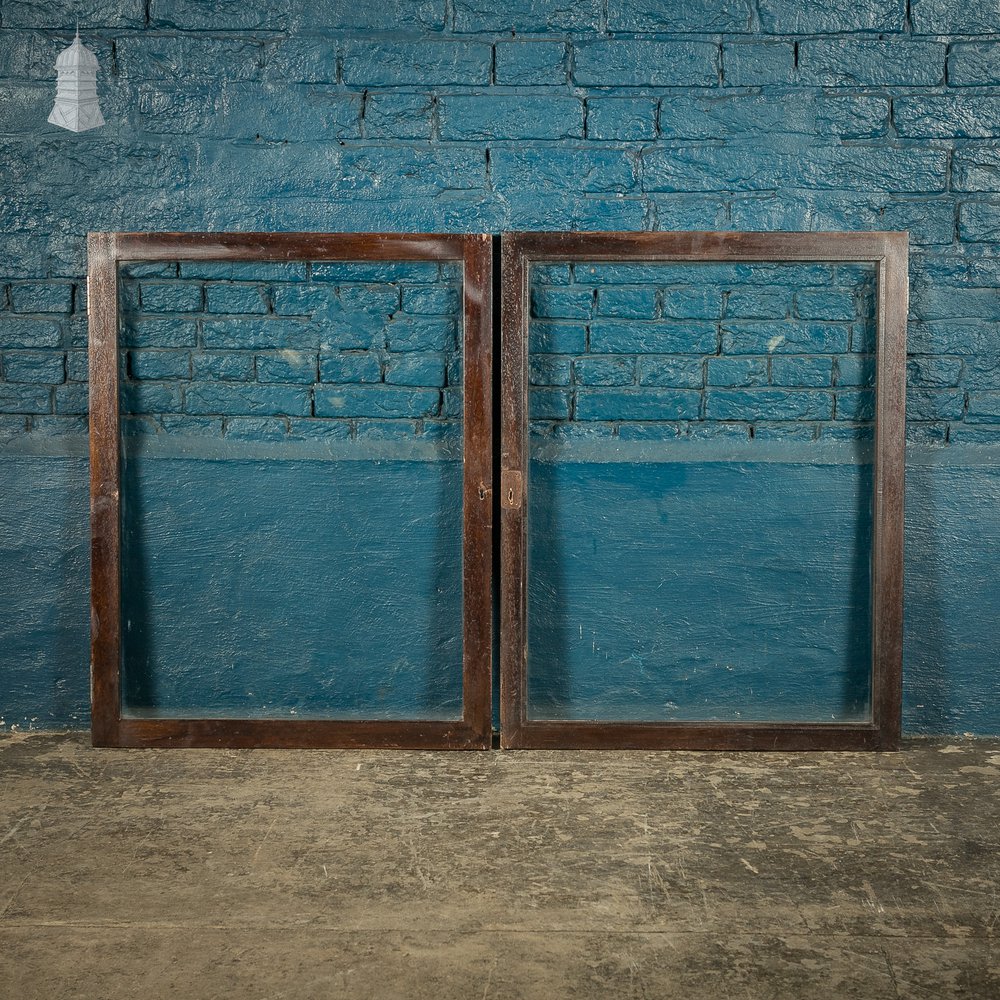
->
[88,232,493,751]
[499,231,908,752]
[113,232,467,263]
[114,718,487,750]
[499,234,529,750]
[461,234,494,749]
[872,233,909,750]
[88,232,122,748]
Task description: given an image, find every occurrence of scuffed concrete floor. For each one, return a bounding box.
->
[0,733,998,999]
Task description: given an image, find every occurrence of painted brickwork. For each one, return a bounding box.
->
[1,0,999,731]
[116,261,462,442]
[528,262,881,438]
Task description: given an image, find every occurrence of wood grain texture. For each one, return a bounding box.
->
[87,232,121,748]
[89,232,493,750]
[499,231,907,752]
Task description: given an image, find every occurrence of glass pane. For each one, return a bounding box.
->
[119,258,464,720]
[526,260,876,723]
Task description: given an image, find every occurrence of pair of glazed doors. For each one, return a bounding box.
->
[88,230,906,751]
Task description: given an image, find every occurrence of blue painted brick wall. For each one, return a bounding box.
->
[2,0,1000,732]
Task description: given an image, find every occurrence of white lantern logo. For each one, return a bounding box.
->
[48,30,105,133]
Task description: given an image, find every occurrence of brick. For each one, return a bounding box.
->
[960,204,1000,242]
[835,390,876,421]
[53,383,87,414]
[256,352,317,384]
[662,287,721,319]
[948,44,1000,88]
[589,321,717,355]
[148,0,285,29]
[181,262,308,282]
[707,389,832,421]
[223,416,289,441]
[967,392,1000,423]
[385,354,446,387]
[342,41,491,86]
[532,286,593,320]
[129,351,191,380]
[203,318,318,350]
[122,382,183,414]
[141,283,202,313]
[121,318,197,349]
[117,36,262,81]
[311,262,440,284]
[758,0,905,32]
[953,148,1000,193]
[574,357,635,387]
[338,147,486,199]
[529,389,571,420]
[726,287,792,320]
[911,0,1000,33]
[895,97,1000,139]
[2,351,64,383]
[180,84,359,142]
[637,357,703,389]
[271,284,335,315]
[798,39,944,87]
[402,286,460,316]
[722,322,850,355]
[574,40,718,87]
[909,389,966,421]
[9,282,72,313]
[529,356,572,387]
[835,355,875,387]
[881,200,956,246]
[0,318,62,348]
[494,41,567,86]
[608,0,752,30]
[796,289,858,321]
[3,0,145,27]
[658,94,887,141]
[707,357,768,387]
[576,388,701,421]
[363,93,434,140]
[320,353,381,384]
[723,42,795,86]
[288,417,352,442]
[185,382,311,417]
[66,352,88,381]
[192,352,254,382]
[906,356,961,388]
[911,285,1000,321]
[386,318,457,353]
[586,99,657,142]
[597,287,657,319]
[490,148,636,196]
[453,0,601,31]
[771,356,833,387]
[314,386,439,419]
[964,357,1000,390]
[529,322,587,355]
[205,284,268,314]
[440,96,583,141]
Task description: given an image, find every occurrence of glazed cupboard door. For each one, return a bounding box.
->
[499,231,906,751]
[89,233,493,749]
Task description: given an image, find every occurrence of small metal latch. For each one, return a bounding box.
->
[501,470,523,510]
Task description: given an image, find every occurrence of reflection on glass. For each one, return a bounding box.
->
[119,259,464,720]
[526,260,876,723]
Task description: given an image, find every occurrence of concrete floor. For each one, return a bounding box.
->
[0,733,997,999]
